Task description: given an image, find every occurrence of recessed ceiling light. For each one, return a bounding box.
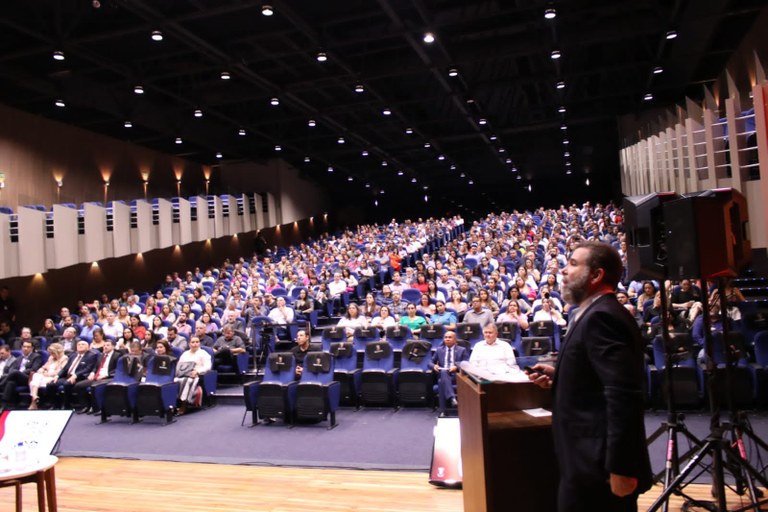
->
[544,8,557,20]
[316,51,328,62]
[405,127,413,135]
[411,177,417,183]
[563,139,569,145]
[274,144,281,151]
[151,30,163,42]
[361,150,369,157]
[215,151,223,159]
[423,32,435,44]
[450,165,456,170]
[566,169,572,175]
[505,158,512,164]
[304,156,311,163]
[124,120,132,128]
[347,176,354,182]
[262,5,274,16]
[397,170,404,176]
[134,85,144,94]
[270,97,280,106]
[448,68,458,77]
[460,173,466,178]
[516,175,522,180]
[337,137,345,144]
[551,50,561,59]
[666,30,677,40]
[644,93,654,101]
[653,66,664,74]
[382,107,392,116]
[478,118,487,125]
[308,119,316,127]
[54,98,65,108]
[561,124,567,130]
[498,148,505,153]
[556,80,566,89]
[566,161,572,166]
[354,83,365,93]
[175,137,183,144]
[327,166,334,173]
[489,134,497,141]
[558,106,566,113]
[194,108,203,118]
[437,155,445,161]
[424,142,431,148]
[220,71,231,80]
[564,151,570,157]
[585,178,590,186]
[381,160,388,167]
[365,183,371,188]
[238,128,246,136]
[52,50,65,61]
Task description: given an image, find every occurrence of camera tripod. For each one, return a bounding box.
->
[649,278,768,511]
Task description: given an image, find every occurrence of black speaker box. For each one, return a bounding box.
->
[663,188,751,279]
[623,192,680,280]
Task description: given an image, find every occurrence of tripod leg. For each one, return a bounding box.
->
[649,440,720,512]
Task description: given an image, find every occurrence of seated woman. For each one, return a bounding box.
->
[399,303,429,336]
[337,303,368,339]
[416,293,435,318]
[28,342,68,410]
[496,301,529,330]
[293,288,314,321]
[448,290,468,318]
[174,336,212,416]
[151,315,168,339]
[128,315,147,341]
[377,285,394,306]
[115,327,137,352]
[477,289,499,316]
[370,305,396,332]
[90,328,107,352]
[360,293,380,321]
[39,318,58,339]
[532,298,566,327]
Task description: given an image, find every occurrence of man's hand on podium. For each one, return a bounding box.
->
[525,364,554,389]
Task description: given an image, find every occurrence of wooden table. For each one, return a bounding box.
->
[0,454,58,512]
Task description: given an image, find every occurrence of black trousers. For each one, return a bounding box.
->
[558,480,638,512]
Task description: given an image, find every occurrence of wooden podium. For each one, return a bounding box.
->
[457,372,558,512]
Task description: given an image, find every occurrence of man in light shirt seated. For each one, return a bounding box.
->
[469,324,517,374]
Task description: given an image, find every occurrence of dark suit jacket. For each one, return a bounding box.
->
[9,351,43,375]
[552,293,652,492]
[430,345,469,371]
[94,350,120,379]
[58,350,98,381]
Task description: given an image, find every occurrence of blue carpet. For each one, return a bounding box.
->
[56,405,440,471]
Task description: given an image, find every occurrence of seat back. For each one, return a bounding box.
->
[144,355,177,385]
[384,325,412,350]
[754,330,768,366]
[299,351,335,384]
[353,326,380,351]
[521,336,551,356]
[652,333,695,369]
[401,340,432,371]
[496,322,520,345]
[711,331,749,366]
[363,341,395,371]
[456,322,483,346]
[401,289,422,304]
[263,352,297,383]
[330,342,357,372]
[420,324,445,346]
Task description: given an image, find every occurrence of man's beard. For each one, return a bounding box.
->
[562,270,590,305]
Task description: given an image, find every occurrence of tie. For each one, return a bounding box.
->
[69,354,82,376]
[446,347,453,368]
[96,352,110,379]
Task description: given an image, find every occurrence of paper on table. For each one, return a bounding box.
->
[523,408,552,417]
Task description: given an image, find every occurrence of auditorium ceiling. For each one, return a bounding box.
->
[0,0,765,217]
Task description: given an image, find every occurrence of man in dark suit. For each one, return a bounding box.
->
[530,241,652,511]
[0,344,17,388]
[0,339,43,409]
[50,339,98,409]
[431,331,469,416]
[73,339,120,413]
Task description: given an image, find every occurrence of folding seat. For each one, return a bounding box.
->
[353,326,380,353]
[651,334,702,409]
[384,325,412,351]
[293,351,340,429]
[527,319,560,352]
[320,325,346,352]
[100,355,142,423]
[397,340,433,407]
[331,341,361,408]
[497,322,521,353]
[455,322,483,348]
[401,289,422,305]
[753,331,768,406]
[420,324,446,349]
[134,355,180,424]
[520,336,551,357]
[360,341,399,407]
[242,352,297,426]
[199,346,218,407]
[709,331,754,409]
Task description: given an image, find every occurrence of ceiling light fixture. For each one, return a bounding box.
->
[327,166,334,173]
[347,176,354,182]
[665,30,678,40]
[424,142,431,148]
[54,98,65,108]
[274,144,281,151]
[566,169,572,175]
[405,127,413,135]
[361,150,369,156]
[134,85,144,94]
[53,50,65,61]
[354,83,365,93]
[220,71,231,80]
[653,66,664,74]
[262,5,274,16]
[585,178,590,186]
[381,160,388,166]
[151,30,163,42]
[563,139,569,145]
[564,151,570,157]
[382,107,392,116]
[175,137,183,144]
[238,128,246,136]
[308,119,316,127]
[337,136,345,144]
[505,158,512,164]
[468,180,474,185]
[270,97,280,106]
[365,183,371,188]
[304,156,311,163]
[558,106,566,113]
[489,134,497,141]
[644,92,654,101]
[437,155,445,161]
[551,50,561,59]
[423,32,435,44]
[498,148,506,153]
[561,124,567,130]
[478,118,487,125]
[544,7,557,20]
[215,152,223,159]
[316,51,328,62]
[450,165,456,170]
[556,80,566,89]
[194,108,203,118]
[124,120,132,128]
[411,177,417,183]
[448,68,458,77]
[397,170,404,176]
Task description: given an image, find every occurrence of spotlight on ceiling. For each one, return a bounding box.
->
[238,128,246,136]
[327,166,334,173]
[316,51,328,62]
[361,150,369,156]
[54,98,65,108]
[303,156,311,163]
[437,155,445,161]
[308,119,316,127]
[124,120,132,128]
[175,137,183,144]
[382,107,392,116]
[544,8,557,20]
[489,134,497,141]
[423,32,435,44]
[551,50,561,60]
[194,108,203,118]
[274,144,281,151]
[381,160,388,167]
[653,66,664,74]
[644,92,654,101]
[665,30,677,40]
[52,50,65,61]
[563,139,569,145]
[448,68,458,77]
[347,176,353,182]
[424,142,431,148]
[337,137,345,144]
[478,118,487,125]
[556,80,566,89]
[558,106,566,113]
[220,71,231,80]
[262,4,274,16]
[397,170,404,176]
[134,85,144,94]
[215,152,223,159]
[151,30,163,42]
[354,83,365,93]
[270,97,279,106]
[405,127,413,135]
[561,124,567,130]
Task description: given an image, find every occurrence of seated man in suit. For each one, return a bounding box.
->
[0,339,43,409]
[431,331,469,416]
[0,344,17,388]
[73,338,120,414]
[50,339,98,409]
